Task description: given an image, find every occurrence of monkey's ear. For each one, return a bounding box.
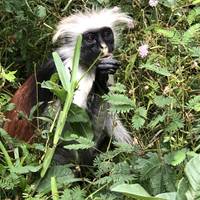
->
[4,75,37,142]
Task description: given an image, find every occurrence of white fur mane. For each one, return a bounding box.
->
[53,7,133,60]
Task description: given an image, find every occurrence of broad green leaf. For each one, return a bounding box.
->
[38,165,81,194]
[176,178,188,200]
[110,184,164,200]
[156,192,176,200]
[185,155,200,194]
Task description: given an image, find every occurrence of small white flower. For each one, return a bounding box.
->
[138,44,149,58]
[149,0,159,7]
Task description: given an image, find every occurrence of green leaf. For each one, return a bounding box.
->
[176,178,188,200]
[51,177,59,200]
[67,104,90,123]
[2,70,16,82]
[155,28,181,45]
[38,165,81,194]
[109,83,126,94]
[35,5,46,18]
[156,192,176,200]
[40,147,55,178]
[164,149,187,166]
[52,52,70,92]
[104,94,134,106]
[187,95,200,111]
[159,0,177,8]
[12,165,41,174]
[41,80,67,103]
[110,184,164,200]
[71,35,82,87]
[185,155,200,199]
[154,95,176,108]
[183,24,200,45]
[64,137,95,150]
[165,112,184,133]
[192,0,200,4]
[187,7,200,25]
[140,63,171,76]
[132,107,147,130]
[148,114,166,128]
[5,103,15,111]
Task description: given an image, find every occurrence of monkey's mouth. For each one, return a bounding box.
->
[100,52,113,59]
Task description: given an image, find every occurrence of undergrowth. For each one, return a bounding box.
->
[1,0,200,199]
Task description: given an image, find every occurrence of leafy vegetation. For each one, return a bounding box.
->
[1,0,200,199]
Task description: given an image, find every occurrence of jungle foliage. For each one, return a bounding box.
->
[1,0,200,199]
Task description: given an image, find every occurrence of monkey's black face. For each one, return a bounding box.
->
[80,27,114,67]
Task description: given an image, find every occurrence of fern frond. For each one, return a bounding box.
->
[61,187,85,200]
[63,135,95,150]
[187,95,200,112]
[189,47,200,58]
[155,28,181,45]
[148,113,166,129]
[104,94,134,106]
[154,95,176,108]
[187,7,200,25]
[140,63,171,77]
[132,107,147,130]
[109,104,134,114]
[165,111,184,133]
[183,23,200,45]
[109,82,126,94]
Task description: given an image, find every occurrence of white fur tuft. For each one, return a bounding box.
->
[53,7,133,45]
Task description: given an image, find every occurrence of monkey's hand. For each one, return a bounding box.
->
[94,58,120,95]
[96,58,120,74]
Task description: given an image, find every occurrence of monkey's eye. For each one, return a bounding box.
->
[102,28,113,40]
[85,32,96,43]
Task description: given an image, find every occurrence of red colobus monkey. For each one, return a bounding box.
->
[4,7,133,147]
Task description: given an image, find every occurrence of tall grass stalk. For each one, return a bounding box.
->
[40,35,82,178]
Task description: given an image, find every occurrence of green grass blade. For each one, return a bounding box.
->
[52,52,70,92]
[71,35,82,87]
[51,176,59,200]
[0,141,14,170]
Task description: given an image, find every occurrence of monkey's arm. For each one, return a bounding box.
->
[92,58,133,144]
[3,61,56,142]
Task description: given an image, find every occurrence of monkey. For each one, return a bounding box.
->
[3,7,133,161]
